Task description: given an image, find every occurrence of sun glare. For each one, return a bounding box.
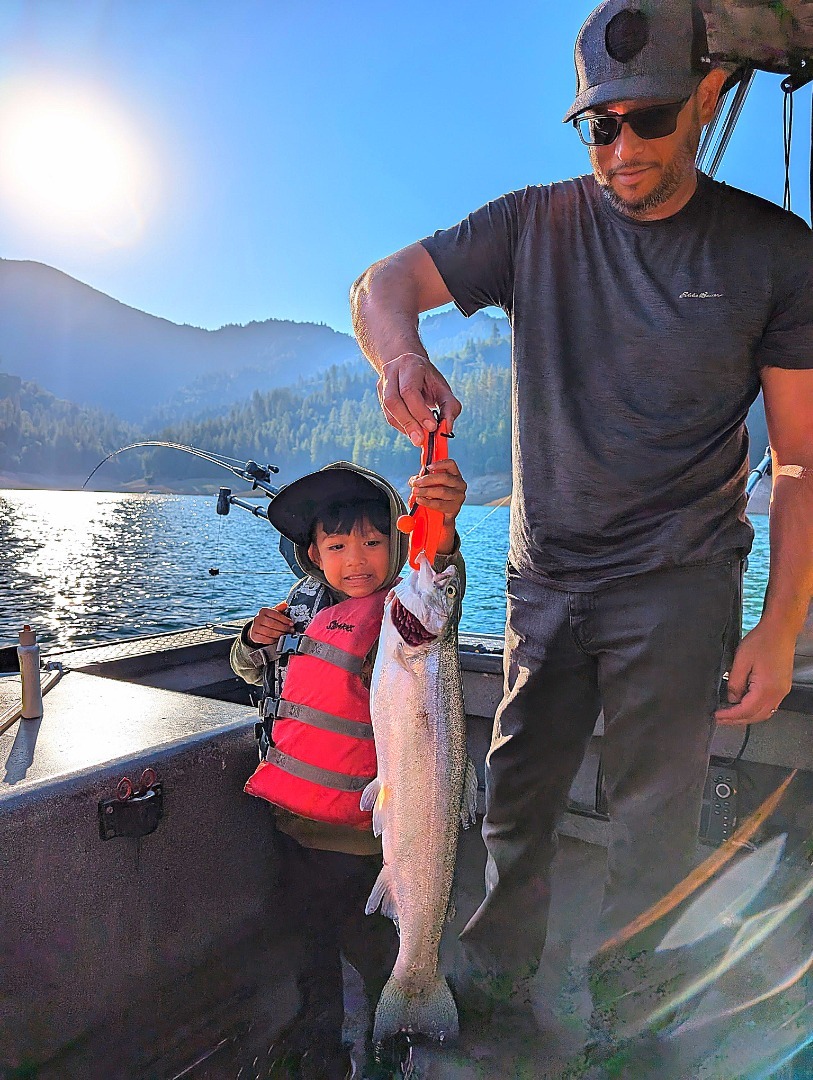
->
[0,82,150,244]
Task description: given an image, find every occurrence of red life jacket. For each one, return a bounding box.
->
[244,587,387,829]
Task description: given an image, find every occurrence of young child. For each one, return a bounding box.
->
[231,458,466,1080]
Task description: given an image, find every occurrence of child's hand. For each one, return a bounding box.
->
[410,458,467,554]
[248,601,294,646]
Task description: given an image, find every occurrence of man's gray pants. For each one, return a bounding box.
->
[459,557,742,977]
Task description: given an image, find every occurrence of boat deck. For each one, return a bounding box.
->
[2,626,813,1079]
[157,819,813,1079]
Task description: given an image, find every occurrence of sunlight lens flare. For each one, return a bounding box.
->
[0,83,150,244]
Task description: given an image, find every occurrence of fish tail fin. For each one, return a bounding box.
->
[373,973,459,1044]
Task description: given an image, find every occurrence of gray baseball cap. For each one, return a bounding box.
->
[564,0,712,123]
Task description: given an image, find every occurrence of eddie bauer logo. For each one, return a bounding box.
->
[327,618,355,633]
[680,290,724,299]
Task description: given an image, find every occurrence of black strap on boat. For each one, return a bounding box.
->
[295,636,364,674]
[264,747,374,792]
[274,699,375,740]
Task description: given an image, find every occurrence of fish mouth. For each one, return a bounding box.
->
[391,596,437,646]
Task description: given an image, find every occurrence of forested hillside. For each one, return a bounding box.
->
[145,338,511,485]
[0,259,360,423]
[0,322,769,502]
[0,257,519,489]
[0,373,143,483]
[0,336,511,490]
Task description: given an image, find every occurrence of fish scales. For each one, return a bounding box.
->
[363,554,477,1044]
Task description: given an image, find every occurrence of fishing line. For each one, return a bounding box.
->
[460,495,511,543]
[82,439,284,629]
[717,725,751,766]
[206,510,226,626]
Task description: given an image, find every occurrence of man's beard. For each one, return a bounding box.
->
[591,128,698,218]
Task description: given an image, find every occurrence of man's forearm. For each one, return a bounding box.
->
[351,257,429,375]
[351,243,454,374]
[351,244,460,438]
[761,470,813,641]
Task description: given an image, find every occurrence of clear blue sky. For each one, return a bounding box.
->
[0,0,810,334]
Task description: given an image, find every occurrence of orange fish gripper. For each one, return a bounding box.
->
[396,411,453,570]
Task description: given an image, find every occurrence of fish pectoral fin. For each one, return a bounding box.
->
[372,783,388,837]
[361,779,387,837]
[365,865,399,926]
[460,758,479,829]
[360,777,380,813]
[394,642,414,672]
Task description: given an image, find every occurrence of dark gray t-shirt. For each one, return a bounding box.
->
[421,172,813,590]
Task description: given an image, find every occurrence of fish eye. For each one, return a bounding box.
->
[445,584,457,598]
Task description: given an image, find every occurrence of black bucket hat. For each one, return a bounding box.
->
[564,0,713,123]
[267,463,393,548]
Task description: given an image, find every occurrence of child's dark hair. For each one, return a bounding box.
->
[308,497,391,544]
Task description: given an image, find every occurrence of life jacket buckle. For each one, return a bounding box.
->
[278,632,301,657]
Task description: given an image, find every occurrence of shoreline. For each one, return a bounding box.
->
[0,470,518,507]
[0,469,771,513]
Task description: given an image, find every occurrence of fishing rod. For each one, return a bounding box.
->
[83,440,303,575]
[697,66,756,180]
[84,440,280,496]
[746,446,772,502]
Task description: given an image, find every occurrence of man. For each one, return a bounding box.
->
[350,0,813,1042]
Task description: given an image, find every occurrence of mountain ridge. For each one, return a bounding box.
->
[0,258,509,424]
[0,258,769,510]
[0,259,361,423]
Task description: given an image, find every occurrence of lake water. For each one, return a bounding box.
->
[0,490,769,651]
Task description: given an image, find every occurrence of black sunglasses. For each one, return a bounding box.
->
[574,98,690,147]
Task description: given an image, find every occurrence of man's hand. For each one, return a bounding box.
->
[715,621,795,725]
[377,353,462,447]
[351,243,458,444]
[248,601,293,647]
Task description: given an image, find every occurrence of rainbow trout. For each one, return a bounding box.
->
[362,553,478,1044]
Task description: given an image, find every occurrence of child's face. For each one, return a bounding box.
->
[308,520,391,598]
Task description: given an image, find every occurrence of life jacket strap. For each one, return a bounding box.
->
[274,699,374,740]
[295,636,364,674]
[264,747,374,793]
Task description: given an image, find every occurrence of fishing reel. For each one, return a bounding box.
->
[216,481,303,578]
